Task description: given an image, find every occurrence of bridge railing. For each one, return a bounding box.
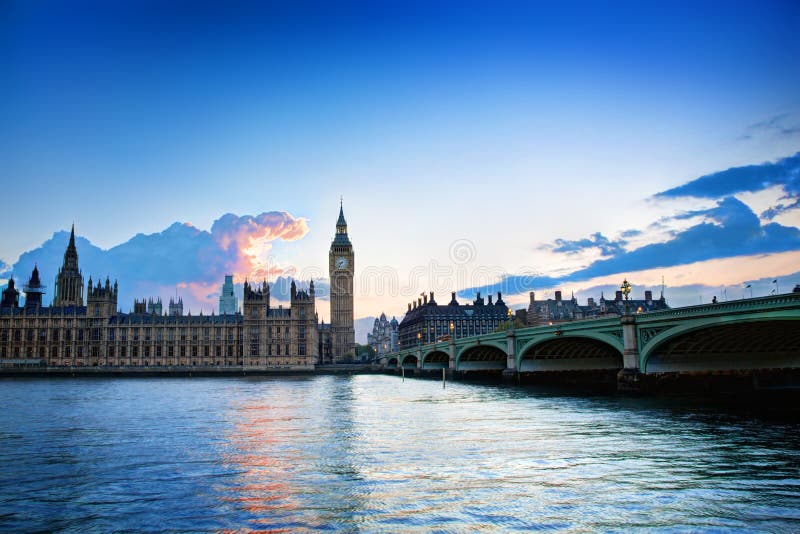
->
[634,292,800,321]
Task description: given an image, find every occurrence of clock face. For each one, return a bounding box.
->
[335,256,348,269]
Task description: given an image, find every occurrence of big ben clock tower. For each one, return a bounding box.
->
[329,200,355,361]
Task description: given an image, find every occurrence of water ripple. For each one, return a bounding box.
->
[0,375,798,531]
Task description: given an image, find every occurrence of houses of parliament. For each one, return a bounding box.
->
[0,206,356,368]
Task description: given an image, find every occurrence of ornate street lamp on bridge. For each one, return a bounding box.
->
[621,278,632,315]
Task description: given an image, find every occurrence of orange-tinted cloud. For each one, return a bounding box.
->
[210,212,309,281]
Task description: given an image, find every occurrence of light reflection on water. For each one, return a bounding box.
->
[0,375,798,531]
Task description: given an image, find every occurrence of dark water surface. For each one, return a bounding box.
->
[1,375,798,531]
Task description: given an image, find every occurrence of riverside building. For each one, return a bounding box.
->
[0,206,354,368]
[526,289,669,326]
[398,291,510,349]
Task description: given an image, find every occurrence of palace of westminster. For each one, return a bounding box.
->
[0,206,357,368]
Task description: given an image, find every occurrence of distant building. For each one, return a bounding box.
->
[399,291,509,348]
[367,313,399,356]
[527,289,669,326]
[219,275,238,315]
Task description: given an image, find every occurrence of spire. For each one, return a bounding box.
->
[332,199,352,246]
[337,201,347,228]
[61,223,79,273]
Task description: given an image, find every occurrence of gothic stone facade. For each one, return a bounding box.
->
[367,313,399,356]
[328,203,356,361]
[0,225,327,369]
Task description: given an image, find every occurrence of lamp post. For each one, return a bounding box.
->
[449,321,454,340]
[621,279,632,315]
[507,308,514,331]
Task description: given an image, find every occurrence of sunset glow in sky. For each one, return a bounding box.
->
[2,1,799,331]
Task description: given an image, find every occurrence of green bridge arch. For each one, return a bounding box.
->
[455,341,508,371]
[422,349,449,369]
[516,333,624,372]
[640,313,800,373]
[400,353,418,368]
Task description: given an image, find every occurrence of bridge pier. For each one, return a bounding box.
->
[448,338,456,370]
[617,314,643,393]
[503,329,518,381]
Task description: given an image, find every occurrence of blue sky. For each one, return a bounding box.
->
[2,1,799,326]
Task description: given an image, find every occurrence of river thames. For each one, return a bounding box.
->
[1,375,798,531]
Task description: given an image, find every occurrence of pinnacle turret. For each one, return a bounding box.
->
[54,223,84,306]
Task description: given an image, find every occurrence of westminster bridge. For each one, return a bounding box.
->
[379,293,800,389]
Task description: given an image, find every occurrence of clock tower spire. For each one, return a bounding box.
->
[329,200,355,361]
